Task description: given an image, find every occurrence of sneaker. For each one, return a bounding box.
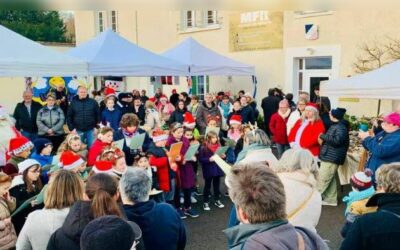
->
[180,197,184,204]
[177,208,187,219]
[191,196,198,203]
[322,201,337,206]
[185,208,199,218]
[214,200,225,208]
[203,202,211,211]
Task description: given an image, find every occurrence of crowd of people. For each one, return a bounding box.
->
[0,83,400,249]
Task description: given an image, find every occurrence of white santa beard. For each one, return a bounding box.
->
[0,121,17,149]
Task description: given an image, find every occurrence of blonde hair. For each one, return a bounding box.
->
[301,108,320,122]
[45,170,83,209]
[58,133,87,153]
[145,100,156,109]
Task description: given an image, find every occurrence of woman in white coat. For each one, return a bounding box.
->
[16,170,84,250]
[273,148,322,233]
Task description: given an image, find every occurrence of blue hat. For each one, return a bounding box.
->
[331,108,346,120]
[33,138,52,154]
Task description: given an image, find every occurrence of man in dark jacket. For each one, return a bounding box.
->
[132,97,146,125]
[66,86,100,147]
[341,163,400,250]
[13,90,42,141]
[224,163,328,249]
[261,88,280,137]
[117,92,134,115]
[169,89,180,107]
[196,94,222,134]
[318,107,349,206]
[120,168,187,250]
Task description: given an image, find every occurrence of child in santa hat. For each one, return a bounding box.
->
[183,112,200,140]
[99,147,127,180]
[3,136,34,178]
[147,129,173,201]
[227,114,242,142]
[87,127,114,166]
[166,123,198,219]
[134,153,163,201]
[10,159,43,234]
[341,169,377,237]
[59,151,89,180]
[99,87,117,113]
[57,133,88,160]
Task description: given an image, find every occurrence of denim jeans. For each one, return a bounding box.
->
[276,143,290,159]
[77,129,95,148]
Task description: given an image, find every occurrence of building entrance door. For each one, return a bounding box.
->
[302,70,330,102]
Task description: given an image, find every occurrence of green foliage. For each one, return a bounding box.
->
[0,10,69,42]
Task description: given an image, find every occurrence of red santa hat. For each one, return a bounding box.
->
[60,151,84,171]
[105,87,116,97]
[92,160,113,174]
[8,136,33,156]
[305,102,319,113]
[230,114,242,125]
[183,112,196,129]
[159,95,168,101]
[148,97,156,103]
[152,129,169,142]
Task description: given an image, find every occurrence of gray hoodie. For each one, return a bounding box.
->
[224,220,328,250]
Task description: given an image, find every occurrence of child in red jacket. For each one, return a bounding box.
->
[269,100,291,159]
[87,127,114,166]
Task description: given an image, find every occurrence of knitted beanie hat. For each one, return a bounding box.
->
[351,169,373,190]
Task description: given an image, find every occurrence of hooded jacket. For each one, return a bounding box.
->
[123,200,186,250]
[47,201,93,250]
[224,220,328,250]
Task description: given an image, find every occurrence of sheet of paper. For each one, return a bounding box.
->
[169,142,183,159]
[114,138,125,150]
[205,126,220,136]
[223,137,236,148]
[34,184,48,204]
[11,195,38,217]
[184,143,200,161]
[129,133,146,150]
[215,146,229,156]
[213,154,232,175]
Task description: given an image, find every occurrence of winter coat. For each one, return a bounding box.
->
[17,208,69,250]
[198,145,225,179]
[277,171,322,233]
[101,108,122,132]
[169,93,180,107]
[144,108,161,131]
[319,120,350,165]
[36,106,65,136]
[0,198,17,249]
[48,88,68,116]
[287,109,302,136]
[113,128,152,166]
[218,102,233,119]
[341,193,400,250]
[66,96,100,132]
[87,139,111,166]
[116,100,134,116]
[3,156,25,178]
[362,129,400,179]
[261,95,280,128]
[123,200,186,250]
[9,180,42,234]
[47,201,93,250]
[188,103,199,118]
[132,105,146,125]
[269,112,289,144]
[166,136,195,189]
[240,105,255,124]
[288,119,325,157]
[30,152,53,168]
[224,220,328,250]
[196,101,222,134]
[169,109,186,124]
[13,101,42,133]
[313,96,331,111]
[148,144,171,192]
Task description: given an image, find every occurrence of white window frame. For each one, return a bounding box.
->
[110,10,118,32]
[207,10,218,25]
[180,10,221,33]
[96,11,107,33]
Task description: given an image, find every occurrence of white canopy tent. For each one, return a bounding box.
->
[162,37,255,76]
[67,29,188,76]
[0,25,87,77]
[320,60,400,100]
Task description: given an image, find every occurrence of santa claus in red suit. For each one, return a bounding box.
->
[0,105,20,166]
[288,103,325,157]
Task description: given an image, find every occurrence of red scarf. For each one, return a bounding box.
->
[207,143,220,153]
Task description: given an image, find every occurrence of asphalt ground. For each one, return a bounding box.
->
[183,174,350,250]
